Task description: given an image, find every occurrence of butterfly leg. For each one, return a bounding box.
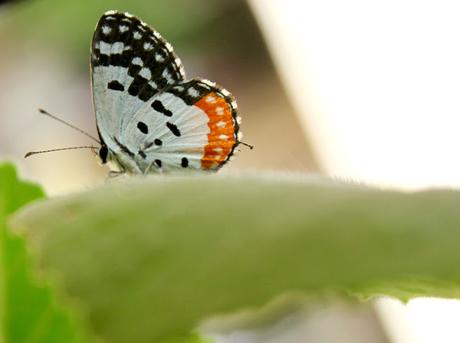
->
[143,161,155,175]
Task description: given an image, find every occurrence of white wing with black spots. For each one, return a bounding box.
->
[91,10,185,159]
[120,91,210,173]
[90,11,243,174]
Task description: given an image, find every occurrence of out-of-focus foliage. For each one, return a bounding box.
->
[0,0,264,68]
[11,166,460,343]
[0,163,94,343]
[0,0,24,7]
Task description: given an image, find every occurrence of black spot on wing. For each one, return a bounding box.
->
[155,159,162,168]
[138,150,147,159]
[110,51,131,67]
[128,75,148,97]
[96,53,109,66]
[181,157,189,168]
[143,138,162,150]
[128,64,142,77]
[138,84,156,101]
[107,80,124,91]
[166,122,181,137]
[137,121,148,134]
[127,75,156,102]
[151,100,173,117]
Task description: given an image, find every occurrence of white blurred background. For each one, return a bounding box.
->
[249,0,460,342]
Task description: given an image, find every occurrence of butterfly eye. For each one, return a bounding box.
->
[99,145,109,164]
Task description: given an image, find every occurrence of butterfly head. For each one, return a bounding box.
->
[98,144,109,164]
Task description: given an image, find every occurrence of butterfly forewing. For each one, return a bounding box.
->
[91,10,240,174]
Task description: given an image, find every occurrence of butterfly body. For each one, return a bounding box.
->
[91,10,242,174]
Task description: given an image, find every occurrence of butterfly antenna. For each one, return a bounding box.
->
[239,141,254,150]
[38,108,101,144]
[25,146,98,159]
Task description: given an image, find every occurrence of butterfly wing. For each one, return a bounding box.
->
[91,10,185,171]
[121,79,241,173]
[91,10,241,173]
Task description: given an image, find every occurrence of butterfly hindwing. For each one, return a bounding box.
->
[91,11,241,174]
[119,79,240,173]
[164,79,240,171]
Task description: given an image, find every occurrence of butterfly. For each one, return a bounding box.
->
[90,10,250,174]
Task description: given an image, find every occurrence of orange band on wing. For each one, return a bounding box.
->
[194,92,236,170]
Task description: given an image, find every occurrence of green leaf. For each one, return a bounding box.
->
[0,163,92,343]
[0,163,44,215]
[10,174,460,343]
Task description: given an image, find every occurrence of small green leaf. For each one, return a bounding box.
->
[0,163,92,343]
[11,174,460,343]
[0,163,44,215]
